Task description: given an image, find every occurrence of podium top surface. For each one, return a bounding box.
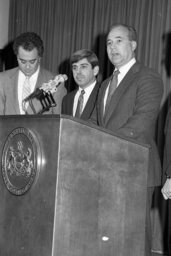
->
[0,114,150,149]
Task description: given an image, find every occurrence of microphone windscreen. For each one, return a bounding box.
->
[63,74,68,81]
[54,74,68,83]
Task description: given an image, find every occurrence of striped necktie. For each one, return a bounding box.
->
[22,76,31,112]
[22,76,31,101]
[75,89,85,118]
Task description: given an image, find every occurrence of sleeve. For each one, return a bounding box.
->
[116,72,164,142]
[163,107,171,177]
[0,75,5,115]
[52,82,67,114]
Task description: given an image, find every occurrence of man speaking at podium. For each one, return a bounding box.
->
[91,24,163,255]
[0,32,67,115]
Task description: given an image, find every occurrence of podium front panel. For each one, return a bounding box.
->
[53,117,149,256]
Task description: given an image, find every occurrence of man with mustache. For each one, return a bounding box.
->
[0,32,66,115]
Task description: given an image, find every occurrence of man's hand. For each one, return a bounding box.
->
[161,178,171,200]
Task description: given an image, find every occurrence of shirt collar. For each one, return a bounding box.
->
[115,58,136,75]
[78,80,96,94]
[19,65,40,81]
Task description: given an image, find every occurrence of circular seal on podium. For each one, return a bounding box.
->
[1,127,41,195]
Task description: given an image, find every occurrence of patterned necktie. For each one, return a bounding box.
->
[105,69,120,114]
[75,89,85,117]
[22,76,31,112]
[22,76,31,101]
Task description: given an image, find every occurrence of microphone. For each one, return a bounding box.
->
[23,74,68,102]
[22,74,68,114]
[40,74,68,94]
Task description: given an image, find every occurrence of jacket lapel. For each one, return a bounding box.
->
[103,62,141,125]
[81,82,99,119]
[35,68,45,89]
[97,76,112,127]
[9,69,20,114]
[98,77,111,125]
[68,91,76,115]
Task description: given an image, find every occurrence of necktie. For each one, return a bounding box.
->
[75,89,85,117]
[22,76,31,101]
[22,76,31,112]
[105,69,120,113]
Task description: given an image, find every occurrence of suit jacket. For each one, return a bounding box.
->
[91,62,163,187]
[62,82,100,120]
[0,67,67,115]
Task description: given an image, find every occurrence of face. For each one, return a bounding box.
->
[106,26,137,69]
[17,46,41,76]
[72,58,99,89]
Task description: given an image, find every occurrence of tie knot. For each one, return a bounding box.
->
[113,69,120,77]
[80,89,85,96]
[25,76,30,81]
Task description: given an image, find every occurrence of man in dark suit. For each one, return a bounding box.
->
[62,49,100,120]
[0,32,66,115]
[91,24,163,255]
[161,108,171,256]
[162,108,171,200]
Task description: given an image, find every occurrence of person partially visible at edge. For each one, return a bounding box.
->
[90,24,163,256]
[61,49,100,120]
[161,108,171,200]
[0,32,67,115]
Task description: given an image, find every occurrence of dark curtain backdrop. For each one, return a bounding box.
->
[6,0,171,254]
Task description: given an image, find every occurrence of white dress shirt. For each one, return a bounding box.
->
[73,80,96,116]
[18,67,40,114]
[103,58,136,113]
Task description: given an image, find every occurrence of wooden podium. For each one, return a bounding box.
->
[0,115,149,256]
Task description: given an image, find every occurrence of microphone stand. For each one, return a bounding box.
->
[22,74,67,114]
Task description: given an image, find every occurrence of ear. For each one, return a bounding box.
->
[93,66,99,76]
[131,41,137,51]
[38,57,41,63]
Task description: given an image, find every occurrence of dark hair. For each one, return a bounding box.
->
[109,24,137,42]
[70,49,99,68]
[13,32,44,57]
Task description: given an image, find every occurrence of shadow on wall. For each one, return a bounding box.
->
[162,32,171,78]
[0,41,18,71]
[92,32,113,81]
[58,58,75,93]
